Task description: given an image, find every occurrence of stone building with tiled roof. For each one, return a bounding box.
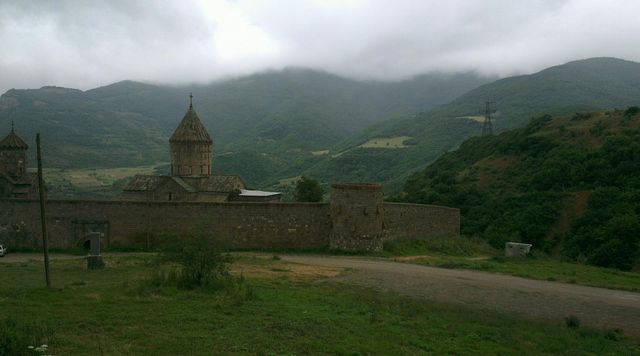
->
[121,97,280,202]
[0,124,39,199]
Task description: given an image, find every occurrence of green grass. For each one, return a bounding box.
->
[44,165,164,188]
[384,235,498,257]
[404,255,640,292]
[384,236,640,291]
[0,254,638,355]
[40,164,168,199]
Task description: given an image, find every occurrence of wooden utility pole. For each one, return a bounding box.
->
[36,134,51,288]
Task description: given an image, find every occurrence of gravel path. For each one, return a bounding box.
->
[0,253,83,263]
[283,255,640,336]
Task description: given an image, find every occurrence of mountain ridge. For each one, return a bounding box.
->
[2,57,639,193]
[295,57,640,192]
[0,67,493,177]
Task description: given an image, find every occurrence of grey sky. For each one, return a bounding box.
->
[1,0,639,94]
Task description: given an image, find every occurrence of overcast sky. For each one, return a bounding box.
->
[1,0,639,94]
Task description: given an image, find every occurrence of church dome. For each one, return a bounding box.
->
[0,126,28,150]
[169,105,212,144]
[169,96,213,177]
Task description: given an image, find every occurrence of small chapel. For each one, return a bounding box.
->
[0,124,39,199]
[121,96,281,202]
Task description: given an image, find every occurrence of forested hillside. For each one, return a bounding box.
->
[0,68,490,171]
[3,58,640,195]
[300,58,640,192]
[397,107,640,270]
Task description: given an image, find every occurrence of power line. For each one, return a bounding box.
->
[482,101,495,136]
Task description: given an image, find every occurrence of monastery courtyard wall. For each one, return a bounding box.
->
[0,197,460,251]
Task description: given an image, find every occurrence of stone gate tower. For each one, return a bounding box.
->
[169,96,213,177]
[0,123,28,177]
[330,183,385,252]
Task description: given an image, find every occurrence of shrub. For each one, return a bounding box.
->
[565,315,580,329]
[294,176,324,202]
[565,190,640,271]
[157,232,234,290]
[587,214,640,271]
[571,112,593,121]
[604,329,624,341]
[624,106,639,117]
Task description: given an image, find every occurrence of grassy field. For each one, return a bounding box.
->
[358,136,412,149]
[43,164,166,189]
[310,150,330,156]
[1,254,638,355]
[328,136,413,159]
[383,236,640,291]
[38,163,167,199]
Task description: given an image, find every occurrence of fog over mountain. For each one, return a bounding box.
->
[2,0,640,94]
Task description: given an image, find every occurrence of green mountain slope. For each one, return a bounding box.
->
[0,69,491,178]
[397,107,640,270]
[3,58,640,195]
[0,86,169,167]
[301,58,640,192]
[429,57,640,130]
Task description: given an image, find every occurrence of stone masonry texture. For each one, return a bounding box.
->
[0,194,460,251]
[330,183,385,252]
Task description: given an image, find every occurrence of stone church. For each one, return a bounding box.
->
[121,98,281,202]
[0,124,39,199]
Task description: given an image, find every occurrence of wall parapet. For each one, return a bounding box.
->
[0,198,328,208]
[383,201,461,211]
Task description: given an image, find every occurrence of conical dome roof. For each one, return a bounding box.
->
[169,105,212,143]
[0,126,28,149]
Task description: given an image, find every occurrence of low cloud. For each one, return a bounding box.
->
[1,0,639,93]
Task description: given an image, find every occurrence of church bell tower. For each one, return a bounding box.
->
[0,122,29,177]
[169,94,213,177]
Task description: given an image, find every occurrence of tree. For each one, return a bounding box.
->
[294,176,324,202]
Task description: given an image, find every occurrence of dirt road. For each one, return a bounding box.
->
[283,255,640,336]
[0,253,83,263]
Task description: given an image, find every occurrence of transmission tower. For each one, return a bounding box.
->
[481,101,495,136]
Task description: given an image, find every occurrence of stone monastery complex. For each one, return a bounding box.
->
[120,99,281,203]
[0,99,460,252]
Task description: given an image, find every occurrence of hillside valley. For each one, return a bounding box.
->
[0,68,490,174]
[397,107,640,270]
[297,57,640,192]
[3,58,640,197]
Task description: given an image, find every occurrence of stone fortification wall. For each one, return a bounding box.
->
[0,199,330,250]
[384,202,460,240]
[0,195,460,252]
